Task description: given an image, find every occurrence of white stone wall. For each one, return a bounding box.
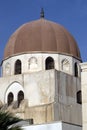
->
[2,53,81,77]
[0,69,81,106]
[0,70,55,105]
[22,121,82,130]
[80,62,87,130]
[0,69,81,125]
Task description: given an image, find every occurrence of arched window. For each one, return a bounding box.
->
[18,91,24,107]
[62,59,70,72]
[7,92,14,106]
[77,90,82,104]
[45,57,54,70]
[15,60,22,75]
[75,63,78,77]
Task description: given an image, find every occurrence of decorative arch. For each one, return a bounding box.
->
[15,60,22,74]
[45,57,54,70]
[5,82,24,104]
[74,62,78,77]
[7,92,14,106]
[77,90,82,104]
[5,62,10,75]
[62,59,70,72]
[18,90,24,107]
[29,57,37,70]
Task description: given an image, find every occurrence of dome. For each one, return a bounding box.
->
[4,18,81,60]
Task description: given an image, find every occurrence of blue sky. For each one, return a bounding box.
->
[0,0,87,62]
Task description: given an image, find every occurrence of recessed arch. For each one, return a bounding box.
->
[15,59,22,75]
[7,92,14,106]
[45,57,54,70]
[28,57,37,70]
[5,82,24,104]
[75,62,78,77]
[77,90,82,104]
[62,59,70,72]
[5,62,10,75]
[18,90,24,107]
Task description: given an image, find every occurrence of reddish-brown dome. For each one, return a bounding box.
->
[4,18,81,60]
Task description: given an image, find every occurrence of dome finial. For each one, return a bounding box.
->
[40,8,44,18]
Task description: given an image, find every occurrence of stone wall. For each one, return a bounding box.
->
[0,70,81,125]
[81,62,87,130]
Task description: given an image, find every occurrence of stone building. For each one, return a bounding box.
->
[80,63,87,130]
[0,10,82,129]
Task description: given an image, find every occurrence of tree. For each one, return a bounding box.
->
[0,111,22,130]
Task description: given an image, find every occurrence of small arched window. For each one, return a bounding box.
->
[62,59,70,72]
[18,91,24,107]
[45,57,54,70]
[7,92,14,106]
[15,60,22,75]
[77,90,82,104]
[75,63,78,77]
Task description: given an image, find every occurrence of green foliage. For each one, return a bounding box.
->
[8,126,22,130]
[0,111,22,130]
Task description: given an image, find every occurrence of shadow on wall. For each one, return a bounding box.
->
[0,66,2,77]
